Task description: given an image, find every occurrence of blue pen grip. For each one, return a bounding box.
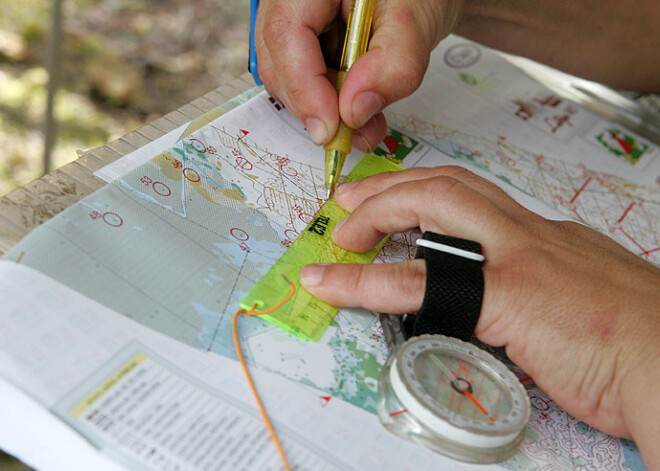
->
[249,0,263,85]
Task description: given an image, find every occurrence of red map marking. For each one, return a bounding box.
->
[610,131,633,155]
[570,177,592,204]
[611,202,660,258]
[617,202,636,224]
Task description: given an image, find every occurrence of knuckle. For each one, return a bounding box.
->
[437,166,504,195]
[352,265,374,306]
[361,169,394,189]
[437,165,474,180]
[287,81,308,102]
[423,175,462,200]
[394,58,426,95]
[397,261,426,302]
[420,176,477,225]
[262,15,290,47]
[351,262,425,312]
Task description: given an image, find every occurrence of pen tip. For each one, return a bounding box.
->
[325,188,332,200]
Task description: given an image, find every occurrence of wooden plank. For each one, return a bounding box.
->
[234,73,257,92]
[162,110,192,126]
[40,168,98,203]
[58,162,105,193]
[76,147,121,173]
[74,148,106,167]
[223,79,243,95]
[0,199,23,229]
[106,137,138,157]
[150,116,180,134]
[135,123,165,141]
[190,96,216,113]
[202,90,228,106]
[21,178,78,215]
[0,213,24,256]
[0,166,104,245]
[3,188,59,233]
[0,76,255,252]
[121,131,152,149]
[210,86,237,104]
[178,103,205,120]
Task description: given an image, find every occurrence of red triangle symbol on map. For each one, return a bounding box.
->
[319,396,332,407]
[383,136,398,154]
[240,129,250,136]
[610,131,632,155]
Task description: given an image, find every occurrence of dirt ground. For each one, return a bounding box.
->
[0,0,250,196]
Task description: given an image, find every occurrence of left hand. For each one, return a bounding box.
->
[254,0,463,150]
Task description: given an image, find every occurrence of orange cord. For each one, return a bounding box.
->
[232,275,295,471]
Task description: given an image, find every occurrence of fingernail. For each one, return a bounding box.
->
[305,117,328,145]
[300,264,327,288]
[335,180,359,196]
[351,92,384,129]
[332,216,348,236]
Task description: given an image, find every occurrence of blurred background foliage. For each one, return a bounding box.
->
[0,0,248,467]
[0,0,250,196]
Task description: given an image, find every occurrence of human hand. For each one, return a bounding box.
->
[256,0,660,150]
[299,166,660,468]
[255,0,463,150]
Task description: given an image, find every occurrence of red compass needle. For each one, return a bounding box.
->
[463,389,490,417]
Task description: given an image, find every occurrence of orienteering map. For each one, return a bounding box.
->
[2,35,656,471]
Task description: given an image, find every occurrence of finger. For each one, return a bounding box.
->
[335,165,530,221]
[338,0,461,129]
[332,175,515,252]
[256,0,342,144]
[299,259,426,312]
[352,112,388,152]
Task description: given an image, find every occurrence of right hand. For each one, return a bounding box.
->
[254,0,463,151]
[300,167,660,470]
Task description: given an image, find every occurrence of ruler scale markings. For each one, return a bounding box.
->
[239,154,403,341]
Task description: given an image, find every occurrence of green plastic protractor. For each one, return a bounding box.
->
[240,153,403,342]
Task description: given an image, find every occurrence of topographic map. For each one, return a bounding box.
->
[2,36,655,470]
[382,37,660,270]
[389,113,660,267]
[3,93,418,415]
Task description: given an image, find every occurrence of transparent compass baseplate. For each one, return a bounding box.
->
[376,329,530,464]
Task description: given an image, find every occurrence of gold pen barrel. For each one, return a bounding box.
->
[323,0,375,196]
[340,0,375,70]
[324,71,353,157]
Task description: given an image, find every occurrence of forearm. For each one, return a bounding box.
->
[456,0,660,92]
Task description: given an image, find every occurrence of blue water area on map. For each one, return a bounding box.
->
[193,216,286,359]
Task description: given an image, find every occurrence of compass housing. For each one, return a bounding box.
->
[377,334,530,464]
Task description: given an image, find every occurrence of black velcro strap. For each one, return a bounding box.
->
[402,232,484,341]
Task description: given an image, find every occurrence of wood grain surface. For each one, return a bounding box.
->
[0,73,256,256]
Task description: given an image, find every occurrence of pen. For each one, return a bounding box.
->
[249,0,263,85]
[323,0,376,198]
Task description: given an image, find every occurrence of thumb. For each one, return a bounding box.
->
[339,0,462,129]
[299,259,426,312]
